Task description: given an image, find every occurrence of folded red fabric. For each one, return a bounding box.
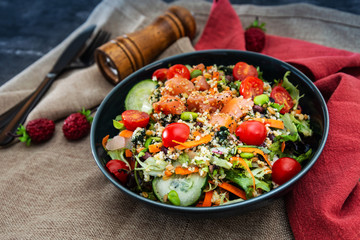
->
[195,0,360,239]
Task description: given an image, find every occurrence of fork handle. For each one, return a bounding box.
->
[0,73,57,146]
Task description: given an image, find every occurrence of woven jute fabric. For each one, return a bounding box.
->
[1,0,359,239]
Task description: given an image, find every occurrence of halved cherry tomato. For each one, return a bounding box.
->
[152,68,168,81]
[239,76,264,99]
[235,120,267,146]
[233,62,258,81]
[270,86,294,114]
[121,110,150,131]
[162,122,190,147]
[167,64,191,80]
[272,157,301,185]
[106,160,130,184]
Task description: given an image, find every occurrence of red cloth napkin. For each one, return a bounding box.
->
[195,0,360,239]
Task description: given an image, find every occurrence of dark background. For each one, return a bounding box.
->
[1,0,359,86]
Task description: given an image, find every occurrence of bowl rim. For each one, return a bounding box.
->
[91,49,329,213]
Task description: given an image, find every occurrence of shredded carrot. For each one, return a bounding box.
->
[119,129,133,138]
[190,78,197,83]
[295,108,301,114]
[206,66,213,71]
[136,147,145,153]
[213,71,219,81]
[238,147,272,169]
[281,141,286,152]
[174,134,212,150]
[196,200,204,207]
[164,169,173,177]
[253,118,284,129]
[230,157,256,190]
[264,168,272,174]
[192,130,202,138]
[174,166,199,175]
[209,81,218,95]
[210,180,247,200]
[148,142,163,153]
[202,190,213,207]
[102,135,109,149]
[125,149,133,157]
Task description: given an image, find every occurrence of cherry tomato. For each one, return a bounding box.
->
[270,86,294,114]
[121,110,150,131]
[162,122,190,147]
[152,68,168,81]
[232,62,258,81]
[239,76,264,99]
[106,160,130,184]
[167,64,191,80]
[235,120,267,146]
[272,157,301,185]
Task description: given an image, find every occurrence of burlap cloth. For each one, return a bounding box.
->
[1,0,359,239]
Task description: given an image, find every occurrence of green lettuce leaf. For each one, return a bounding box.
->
[281,71,302,109]
[225,169,271,199]
[294,149,313,163]
[289,115,313,137]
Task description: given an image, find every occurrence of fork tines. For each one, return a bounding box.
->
[80,29,111,65]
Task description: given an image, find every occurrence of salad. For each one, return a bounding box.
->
[101,61,313,207]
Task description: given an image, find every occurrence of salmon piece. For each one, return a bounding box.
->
[187,90,233,113]
[162,76,195,96]
[209,113,237,133]
[153,95,186,115]
[220,97,254,120]
[193,76,210,91]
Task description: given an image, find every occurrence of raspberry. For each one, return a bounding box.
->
[245,17,266,52]
[62,108,93,140]
[17,118,55,145]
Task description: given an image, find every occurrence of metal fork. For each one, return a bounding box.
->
[0,29,111,136]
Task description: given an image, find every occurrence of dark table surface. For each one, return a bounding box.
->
[1,0,359,87]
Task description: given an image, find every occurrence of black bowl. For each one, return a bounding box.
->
[91,50,329,216]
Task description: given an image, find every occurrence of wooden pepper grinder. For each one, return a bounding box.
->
[95,6,196,85]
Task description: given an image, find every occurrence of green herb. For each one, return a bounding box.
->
[215,126,230,143]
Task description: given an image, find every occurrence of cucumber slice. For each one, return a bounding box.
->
[125,80,157,113]
[152,173,207,206]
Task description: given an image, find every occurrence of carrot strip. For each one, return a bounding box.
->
[281,141,286,152]
[213,71,219,81]
[264,168,272,174]
[174,134,212,150]
[174,166,199,175]
[102,135,109,149]
[119,129,133,138]
[164,169,173,177]
[238,147,272,169]
[295,109,301,114]
[230,157,256,190]
[196,200,204,207]
[125,149,133,157]
[253,118,284,129]
[202,190,213,207]
[136,147,145,153]
[209,81,218,95]
[148,142,163,153]
[210,181,247,200]
[192,130,202,138]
